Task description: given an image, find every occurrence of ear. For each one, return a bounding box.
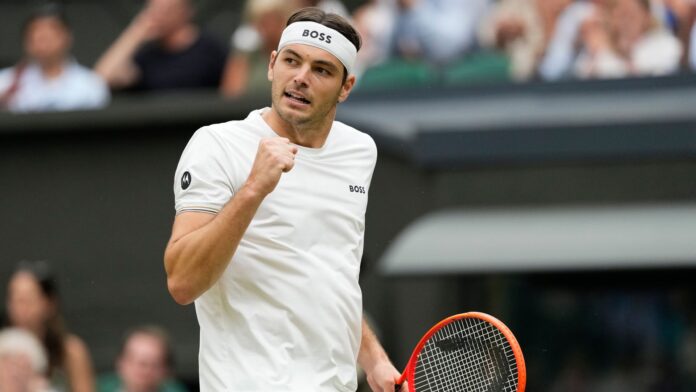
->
[267,50,278,82]
[337,74,356,103]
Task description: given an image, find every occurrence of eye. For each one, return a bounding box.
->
[315,67,332,76]
[284,57,298,65]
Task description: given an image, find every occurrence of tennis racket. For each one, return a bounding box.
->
[396,312,526,392]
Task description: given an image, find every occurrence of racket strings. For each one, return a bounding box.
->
[413,318,518,392]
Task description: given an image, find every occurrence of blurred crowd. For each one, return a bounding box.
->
[5,260,696,391]
[1,0,696,113]
[1,261,188,392]
[513,279,696,392]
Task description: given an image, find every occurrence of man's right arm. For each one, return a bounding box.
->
[94,9,153,89]
[164,137,297,305]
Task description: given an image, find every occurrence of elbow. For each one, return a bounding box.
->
[164,248,196,305]
[167,277,197,305]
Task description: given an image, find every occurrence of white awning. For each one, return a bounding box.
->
[379,204,696,275]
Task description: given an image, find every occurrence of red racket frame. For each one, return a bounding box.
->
[397,312,526,392]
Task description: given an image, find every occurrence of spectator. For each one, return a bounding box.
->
[392,0,490,64]
[98,325,187,392]
[95,0,227,91]
[572,3,627,78]
[480,0,542,81]
[294,0,351,18]
[352,0,397,76]
[654,0,694,67]
[0,327,54,392]
[538,0,597,81]
[0,3,109,113]
[5,261,95,392]
[220,0,294,98]
[691,18,696,70]
[574,0,682,78]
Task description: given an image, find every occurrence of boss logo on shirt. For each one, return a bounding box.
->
[181,171,192,190]
[302,29,332,44]
[349,185,365,194]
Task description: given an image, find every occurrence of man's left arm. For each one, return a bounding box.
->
[358,317,407,392]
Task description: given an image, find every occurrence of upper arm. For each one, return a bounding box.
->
[64,335,95,392]
[174,127,236,215]
[163,211,217,279]
[168,211,217,245]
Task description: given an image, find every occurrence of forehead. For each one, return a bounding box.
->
[279,43,343,70]
[149,0,188,11]
[26,16,68,33]
[128,332,161,345]
[9,271,40,293]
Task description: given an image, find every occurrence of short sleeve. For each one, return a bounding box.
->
[174,127,235,214]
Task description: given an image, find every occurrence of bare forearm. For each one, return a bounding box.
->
[359,317,403,392]
[94,20,148,87]
[164,185,264,304]
[359,318,391,371]
[165,137,296,305]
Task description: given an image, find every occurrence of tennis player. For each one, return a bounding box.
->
[164,7,404,392]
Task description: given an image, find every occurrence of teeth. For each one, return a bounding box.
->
[287,92,308,102]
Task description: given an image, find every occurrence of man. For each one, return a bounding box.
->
[97,326,187,392]
[393,0,490,64]
[95,0,226,91]
[0,4,109,112]
[164,7,405,392]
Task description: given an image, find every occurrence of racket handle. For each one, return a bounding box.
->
[394,371,410,392]
[395,372,407,391]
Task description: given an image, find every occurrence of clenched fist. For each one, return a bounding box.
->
[244,137,298,196]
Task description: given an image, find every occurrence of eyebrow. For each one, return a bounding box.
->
[282,48,341,72]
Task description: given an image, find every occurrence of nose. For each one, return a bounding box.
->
[293,64,311,86]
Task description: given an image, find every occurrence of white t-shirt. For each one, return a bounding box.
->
[0,60,109,112]
[173,109,377,391]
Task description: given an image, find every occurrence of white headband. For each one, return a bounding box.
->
[277,21,357,76]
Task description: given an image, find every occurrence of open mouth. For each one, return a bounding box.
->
[284,91,311,105]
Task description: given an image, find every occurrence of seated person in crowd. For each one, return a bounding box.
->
[294,0,350,18]
[98,326,187,392]
[574,0,682,79]
[479,0,572,81]
[0,327,54,392]
[352,0,397,76]
[95,0,227,91]
[5,261,95,392]
[220,0,294,98]
[0,4,109,112]
[538,0,597,81]
[392,0,490,64]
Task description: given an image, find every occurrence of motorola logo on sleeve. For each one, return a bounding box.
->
[181,171,192,190]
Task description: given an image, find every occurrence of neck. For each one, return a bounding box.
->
[39,58,66,79]
[161,24,199,51]
[262,106,336,148]
[23,323,46,340]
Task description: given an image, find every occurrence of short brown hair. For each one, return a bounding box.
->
[119,325,175,370]
[22,3,70,37]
